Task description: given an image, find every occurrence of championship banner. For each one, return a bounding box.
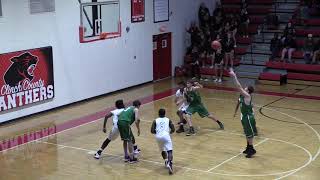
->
[131,0,145,23]
[0,46,54,112]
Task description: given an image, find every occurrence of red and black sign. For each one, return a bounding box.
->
[131,0,145,23]
[0,46,54,112]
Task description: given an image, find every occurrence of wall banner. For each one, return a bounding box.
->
[0,46,54,112]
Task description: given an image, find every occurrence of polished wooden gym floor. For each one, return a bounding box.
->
[1,78,320,180]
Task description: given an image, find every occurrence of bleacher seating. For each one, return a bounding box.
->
[266,61,320,73]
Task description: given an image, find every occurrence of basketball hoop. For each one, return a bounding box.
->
[100,32,108,39]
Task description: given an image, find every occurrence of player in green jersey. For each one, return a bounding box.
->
[184,80,224,136]
[117,100,141,163]
[229,69,257,158]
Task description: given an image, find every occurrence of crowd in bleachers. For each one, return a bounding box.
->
[185,1,251,82]
[270,0,320,65]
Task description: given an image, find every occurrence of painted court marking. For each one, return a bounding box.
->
[206,138,270,172]
[1,87,319,179]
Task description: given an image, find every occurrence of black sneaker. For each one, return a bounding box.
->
[176,126,185,133]
[129,157,139,164]
[242,145,249,154]
[167,162,173,175]
[218,121,224,130]
[245,148,256,158]
[124,156,130,162]
[186,127,195,136]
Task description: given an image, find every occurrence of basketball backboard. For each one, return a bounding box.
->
[79,0,121,43]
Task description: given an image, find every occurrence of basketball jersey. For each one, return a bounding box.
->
[239,95,254,117]
[118,106,135,123]
[187,90,202,106]
[155,117,170,137]
[111,108,124,125]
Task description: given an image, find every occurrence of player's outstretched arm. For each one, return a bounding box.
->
[151,120,156,134]
[193,81,203,89]
[103,113,113,133]
[229,69,250,98]
[169,120,175,134]
[134,108,141,136]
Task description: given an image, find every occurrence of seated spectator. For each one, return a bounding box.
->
[222,32,235,69]
[270,33,282,60]
[281,35,297,63]
[303,34,314,64]
[312,39,320,64]
[282,22,296,42]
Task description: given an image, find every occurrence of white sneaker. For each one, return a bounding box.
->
[214,79,218,82]
[218,79,222,83]
[204,78,209,81]
[94,153,101,159]
[134,148,141,155]
[210,65,214,68]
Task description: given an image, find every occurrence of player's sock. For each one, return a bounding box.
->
[101,138,111,150]
[168,161,173,175]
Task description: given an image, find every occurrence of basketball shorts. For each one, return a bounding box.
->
[241,114,257,138]
[186,103,210,118]
[108,125,120,141]
[156,134,173,152]
[178,103,189,112]
[117,121,134,141]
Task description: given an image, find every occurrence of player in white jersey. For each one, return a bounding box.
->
[94,100,140,160]
[151,109,175,175]
[175,81,189,133]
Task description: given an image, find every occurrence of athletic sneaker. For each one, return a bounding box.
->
[176,126,185,133]
[218,78,222,83]
[214,79,218,83]
[129,157,139,164]
[94,152,101,159]
[242,146,249,154]
[186,127,195,136]
[134,148,141,155]
[245,148,256,158]
[218,121,224,130]
[167,162,173,175]
[124,156,130,162]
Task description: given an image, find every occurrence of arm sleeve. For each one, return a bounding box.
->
[151,120,156,134]
[169,120,175,134]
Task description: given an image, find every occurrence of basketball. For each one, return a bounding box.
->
[211,40,221,50]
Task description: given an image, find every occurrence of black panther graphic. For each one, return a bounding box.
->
[4,52,38,86]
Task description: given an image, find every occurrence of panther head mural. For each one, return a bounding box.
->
[4,52,38,86]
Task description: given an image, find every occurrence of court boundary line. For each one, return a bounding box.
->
[206,138,270,172]
[1,87,319,178]
[37,128,312,177]
[206,96,320,179]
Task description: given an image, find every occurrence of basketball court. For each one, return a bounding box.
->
[1,78,319,179]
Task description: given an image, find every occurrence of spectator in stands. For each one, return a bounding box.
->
[190,46,200,79]
[186,22,201,54]
[281,35,297,63]
[270,33,282,60]
[198,3,210,28]
[312,39,320,64]
[223,32,235,69]
[303,34,314,64]
[282,22,296,42]
[213,46,225,83]
[240,8,249,38]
